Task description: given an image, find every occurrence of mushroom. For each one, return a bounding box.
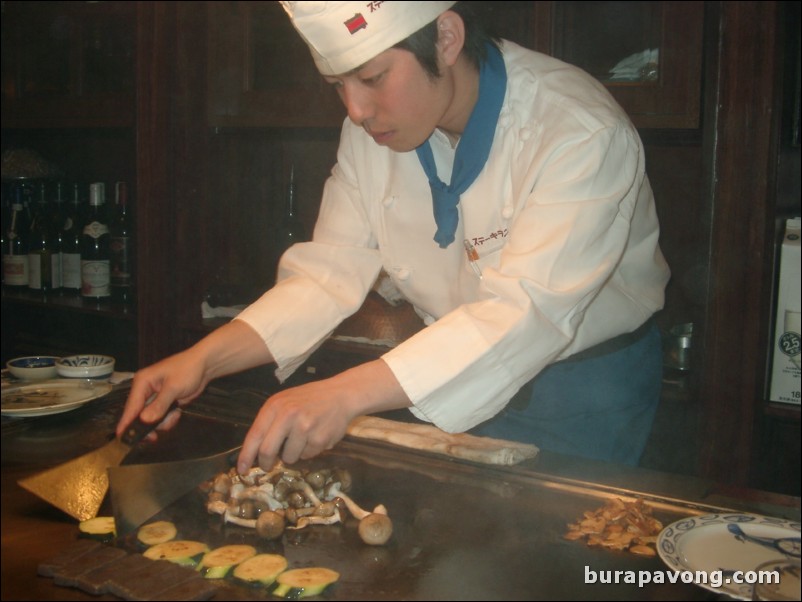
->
[272,479,291,503]
[207,499,228,515]
[331,468,352,492]
[289,490,309,509]
[285,506,318,525]
[256,509,286,540]
[325,485,392,545]
[239,483,284,511]
[314,501,341,518]
[358,512,393,545]
[291,513,342,529]
[289,502,346,530]
[322,480,341,501]
[318,469,353,498]
[238,466,267,487]
[266,466,304,484]
[212,472,233,496]
[204,464,390,545]
[304,468,331,491]
[223,507,257,529]
[325,483,371,520]
[238,498,258,520]
[228,481,247,501]
[286,477,323,507]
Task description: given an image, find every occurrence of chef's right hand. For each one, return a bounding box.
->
[116,346,208,440]
[116,320,274,441]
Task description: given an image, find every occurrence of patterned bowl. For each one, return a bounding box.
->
[6,356,60,380]
[56,355,115,380]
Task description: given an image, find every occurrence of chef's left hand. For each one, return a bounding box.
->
[237,359,411,472]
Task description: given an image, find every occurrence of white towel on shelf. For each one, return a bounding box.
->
[608,48,659,80]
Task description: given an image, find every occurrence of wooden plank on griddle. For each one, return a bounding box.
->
[51,544,129,587]
[74,553,153,595]
[37,539,102,578]
[108,558,203,601]
[149,575,218,601]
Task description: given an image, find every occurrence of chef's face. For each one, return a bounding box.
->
[324,47,456,152]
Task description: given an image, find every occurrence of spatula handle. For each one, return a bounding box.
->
[120,401,180,445]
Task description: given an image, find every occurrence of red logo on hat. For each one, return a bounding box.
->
[344,13,367,34]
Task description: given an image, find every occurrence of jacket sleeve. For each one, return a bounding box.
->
[235,126,384,382]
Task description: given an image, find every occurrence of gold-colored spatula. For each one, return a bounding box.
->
[17,406,175,521]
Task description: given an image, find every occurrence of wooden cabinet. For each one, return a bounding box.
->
[1,1,135,128]
[203,1,703,130]
[2,1,175,370]
[206,1,344,128]
[2,1,138,368]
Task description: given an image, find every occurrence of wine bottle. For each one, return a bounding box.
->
[61,183,84,293]
[110,181,134,304]
[80,182,111,300]
[2,184,30,288]
[27,182,55,292]
[49,181,67,290]
[273,165,307,277]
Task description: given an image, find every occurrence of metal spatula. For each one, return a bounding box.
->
[108,446,241,537]
[17,415,165,522]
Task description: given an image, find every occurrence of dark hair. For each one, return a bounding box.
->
[394,2,501,79]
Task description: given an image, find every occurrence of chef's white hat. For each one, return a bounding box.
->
[280,1,457,76]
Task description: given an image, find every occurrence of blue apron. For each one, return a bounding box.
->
[470,320,663,466]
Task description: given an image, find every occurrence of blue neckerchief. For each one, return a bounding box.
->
[415,43,507,249]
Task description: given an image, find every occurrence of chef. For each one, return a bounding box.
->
[118,1,670,471]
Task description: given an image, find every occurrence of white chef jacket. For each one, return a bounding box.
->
[236,41,671,434]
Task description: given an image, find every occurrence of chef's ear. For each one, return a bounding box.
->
[435,11,465,68]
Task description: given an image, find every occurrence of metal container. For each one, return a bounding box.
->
[664,322,693,371]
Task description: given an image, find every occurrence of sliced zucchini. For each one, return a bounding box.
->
[143,540,209,567]
[271,567,340,599]
[137,520,177,547]
[78,516,116,543]
[232,553,288,587]
[198,544,257,579]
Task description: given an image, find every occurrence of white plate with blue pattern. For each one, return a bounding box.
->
[657,512,801,599]
[1,379,112,417]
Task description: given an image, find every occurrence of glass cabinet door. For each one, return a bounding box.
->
[546,1,704,129]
